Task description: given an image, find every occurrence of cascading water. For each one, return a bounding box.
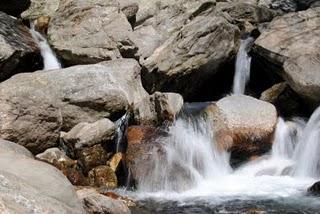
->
[135,106,320,203]
[30,24,61,70]
[115,113,129,153]
[232,37,254,95]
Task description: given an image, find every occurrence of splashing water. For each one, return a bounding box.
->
[30,24,61,70]
[135,106,320,201]
[232,37,254,95]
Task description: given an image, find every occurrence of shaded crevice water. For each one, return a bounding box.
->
[30,23,62,70]
[232,37,255,95]
[115,113,129,153]
[134,106,320,202]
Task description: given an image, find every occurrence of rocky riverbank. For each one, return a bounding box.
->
[0,0,320,213]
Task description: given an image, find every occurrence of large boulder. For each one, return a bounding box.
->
[141,13,239,99]
[48,0,136,65]
[308,181,320,196]
[0,59,148,154]
[253,8,320,104]
[204,95,277,165]
[0,12,42,82]
[131,0,216,59]
[0,140,84,213]
[0,0,30,17]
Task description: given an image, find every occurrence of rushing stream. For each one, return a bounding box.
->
[124,106,320,213]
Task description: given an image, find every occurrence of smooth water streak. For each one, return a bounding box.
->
[30,23,61,70]
[232,37,254,95]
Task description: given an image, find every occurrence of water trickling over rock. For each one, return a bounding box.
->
[30,23,61,70]
[232,37,254,95]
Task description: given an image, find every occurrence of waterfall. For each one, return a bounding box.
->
[30,24,61,70]
[137,115,231,192]
[293,107,320,178]
[115,113,129,153]
[232,37,254,95]
[136,107,320,198]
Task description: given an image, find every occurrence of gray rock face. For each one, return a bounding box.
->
[134,92,184,125]
[0,59,148,154]
[21,0,60,20]
[259,0,298,12]
[260,82,306,117]
[62,118,116,151]
[0,141,84,213]
[0,139,33,158]
[48,0,136,65]
[284,54,320,103]
[0,12,42,82]
[253,8,320,104]
[204,95,277,164]
[142,13,239,98]
[0,0,30,17]
[77,188,131,214]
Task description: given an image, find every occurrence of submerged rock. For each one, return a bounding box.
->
[0,140,84,213]
[0,59,148,154]
[204,95,277,164]
[0,12,42,82]
[308,181,320,196]
[253,8,320,104]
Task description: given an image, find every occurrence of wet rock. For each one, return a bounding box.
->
[108,152,123,172]
[0,0,30,17]
[308,181,320,196]
[0,141,84,213]
[0,59,148,154]
[77,144,111,174]
[48,0,136,65]
[0,12,42,82]
[204,95,277,165]
[88,166,118,188]
[142,13,239,99]
[134,92,184,125]
[77,187,131,214]
[62,118,116,152]
[126,126,167,184]
[36,147,86,185]
[260,82,306,117]
[253,8,320,104]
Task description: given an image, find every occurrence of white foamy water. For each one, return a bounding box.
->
[135,106,320,200]
[232,37,254,95]
[30,24,61,70]
[115,113,129,153]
